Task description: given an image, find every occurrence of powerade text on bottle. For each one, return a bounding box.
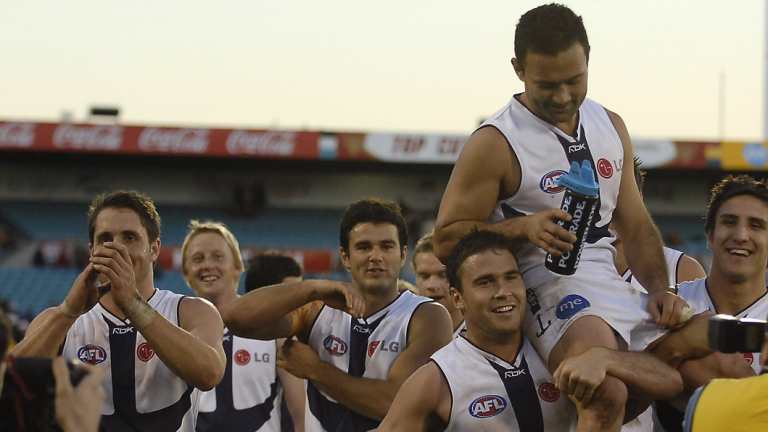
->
[545,160,599,276]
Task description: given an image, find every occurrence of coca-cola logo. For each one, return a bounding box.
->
[226,130,296,156]
[0,123,35,148]
[53,125,123,150]
[138,128,209,153]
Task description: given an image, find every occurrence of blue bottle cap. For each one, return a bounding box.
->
[556,161,599,197]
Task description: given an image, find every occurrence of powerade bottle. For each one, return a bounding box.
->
[545,160,599,276]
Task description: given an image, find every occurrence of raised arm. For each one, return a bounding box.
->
[221,279,364,341]
[11,264,101,357]
[434,126,574,262]
[377,362,451,432]
[278,302,453,419]
[607,110,689,327]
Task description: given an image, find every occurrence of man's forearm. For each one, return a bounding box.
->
[222,281,315,339]
[434,218,527,262]
[622,222,669,293]
[127,300,224,390]
[10,306,77,358]
[310,360,397,420]
[602,348,683,400]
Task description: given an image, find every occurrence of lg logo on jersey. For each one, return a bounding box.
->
[367,340,400,357]
[234,349,272,366]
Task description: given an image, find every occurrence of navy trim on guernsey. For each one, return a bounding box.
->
[554,125,611,244]
[306,314,387,431]
[486,357,544,432]
[196,331,279,431]
[101,316,193,432]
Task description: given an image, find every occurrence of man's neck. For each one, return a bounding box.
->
[517,93,579,137]
[450,311,464,332]
[358,285,400,318]
[464,326,523,364]
[708,271,767,315]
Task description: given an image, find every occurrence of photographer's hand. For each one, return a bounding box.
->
[52,358,105,432]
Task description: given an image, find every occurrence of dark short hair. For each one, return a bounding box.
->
[245,254,302,293]
[446,230,517,292]
[705,175,768,234]
[87,190,161,244]
[633,156,647,193]
[515,3,590,66]
[339,198,408,253]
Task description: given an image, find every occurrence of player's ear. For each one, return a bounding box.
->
[339,247,351,272]
[149,239,160,261]
[511,57,525,80]
[451,286,465,312]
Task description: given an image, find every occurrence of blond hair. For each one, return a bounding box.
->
[181,220,244,274]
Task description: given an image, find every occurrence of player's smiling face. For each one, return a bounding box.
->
[455,249,525,339]
[708,194,768,284]
[183,232,241,299]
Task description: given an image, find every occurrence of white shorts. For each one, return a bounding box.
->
[524,270,655,365]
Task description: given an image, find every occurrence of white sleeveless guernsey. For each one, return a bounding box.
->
[196,331,281,432]
[62,289,199,432]
[432,336,576,431]
[483,96,624,288]
[305,290,432,432]
[453,320,467,338]
[623,247,684,293]
[651,278,768,432]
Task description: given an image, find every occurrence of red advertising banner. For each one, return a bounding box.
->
[0,119,749,170]
[0,121,321,159]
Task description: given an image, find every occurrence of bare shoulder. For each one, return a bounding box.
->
[677,254,707,283]
[604,108,630,141]
[179,296,222,328]
[408,302,453,344]
[459,126,513,171]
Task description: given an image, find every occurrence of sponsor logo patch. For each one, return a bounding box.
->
[540,170,567,194]
[234,349,251,366]
[538,382,560,402]
[323,335,348,356]
[469,395,507,418]
[555,294,591,320]
[136,342,155,362]
[743,352,755,365]
[597,158,613,179]
[77,344,107,365]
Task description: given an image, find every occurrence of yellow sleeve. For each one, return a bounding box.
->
[688,374,768,432]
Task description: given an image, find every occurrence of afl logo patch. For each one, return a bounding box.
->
[556,294,591,320]
[538,382,560,402]
[596,158,613,179]
[469,395,507,418]
[77,344,107,365]
[234,349,251,366]
[136,342,155,362]
[540,170,567,194]
[323,335,348,356]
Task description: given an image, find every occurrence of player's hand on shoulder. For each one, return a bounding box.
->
[307,280,365,318]
[522,209,576,256]
[647,290,692,329]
